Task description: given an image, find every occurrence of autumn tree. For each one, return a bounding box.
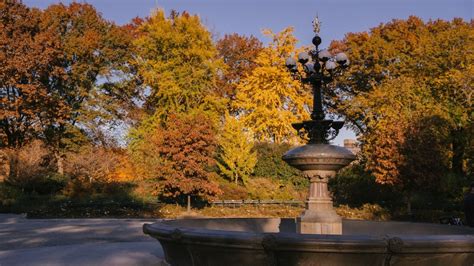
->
[399,114,452,209]
[130,112,221,203]
[1,1,135,175]
[0,1,60,148]
[131,10,225,120]
[39,3,134,159]
[234,27,311,143]
[357,77,452,210]
[217,114,257,185]
[216,33,263,112]
[329,17,473,182]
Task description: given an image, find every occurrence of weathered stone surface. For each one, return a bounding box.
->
[298,220,342,234]
[144,218,474,266]
[283,144,355,234]
[282,144,356,171]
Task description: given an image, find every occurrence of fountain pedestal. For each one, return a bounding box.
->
[283,144,355,235]
[298,170,341,234]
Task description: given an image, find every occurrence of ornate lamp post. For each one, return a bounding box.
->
[282,18,355,235]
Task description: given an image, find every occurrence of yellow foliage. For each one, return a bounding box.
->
[354,77,443,185]
[330,17,473,185]
[245,177,301,200]
[107,155,136,182]
[234,27,311,143]
[217,114,257,185]
[132,9,226,119]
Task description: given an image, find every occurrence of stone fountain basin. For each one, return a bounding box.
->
[144,218,474,266]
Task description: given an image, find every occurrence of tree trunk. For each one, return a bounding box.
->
[405,193,412,216]
[187,195,191,213]
[451,128,466,176]
[55,152,64,175]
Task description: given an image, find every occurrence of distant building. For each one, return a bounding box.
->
[343,139,360,155]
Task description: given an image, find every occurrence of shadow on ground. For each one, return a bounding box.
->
[0,214,165,266]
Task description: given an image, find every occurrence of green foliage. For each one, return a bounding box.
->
[329,163,401,209]
[336,204,391,221]
[217,115,257,185]
[246,177,303,200]
[253,142,308,189]
[0,183,24,213]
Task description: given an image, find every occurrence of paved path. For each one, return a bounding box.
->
[0,214,166,265]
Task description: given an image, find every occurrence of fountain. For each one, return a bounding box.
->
[143,19,474,266]
[281,17,354,235]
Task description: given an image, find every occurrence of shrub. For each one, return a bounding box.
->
[217,179,249,200]
[246,177,303,200]
[64,146,120,182]
[0,182,23,212]
[336,204,391,221]
[3,140,57,193]
[329,163,400,209]
[61,146,135,199]
[253,142,306,188]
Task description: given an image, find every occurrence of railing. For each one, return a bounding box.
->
[210,199,304,207]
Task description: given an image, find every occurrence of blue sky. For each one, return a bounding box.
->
[24,0,473,145]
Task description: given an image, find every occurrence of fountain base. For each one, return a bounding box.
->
[283,145,355,235]
[144,218,474,266]
[298,217,342,234]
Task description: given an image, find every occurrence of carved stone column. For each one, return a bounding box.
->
[298,170,341,234]
[283,144,355,235]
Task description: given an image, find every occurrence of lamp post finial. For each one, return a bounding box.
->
[312,16,321,34]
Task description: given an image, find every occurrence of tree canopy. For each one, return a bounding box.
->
[0,1,133,151]
[234,27,311,143]
[2,1,472,212]
[329,16,473,197]
[216,33,263,113]
[132,9,225,119]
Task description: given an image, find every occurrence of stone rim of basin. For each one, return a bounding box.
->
[143,218,474,254]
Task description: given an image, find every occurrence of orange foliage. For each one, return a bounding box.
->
[0,1,65,147]
[216,33,263,109]
[329,16,473,188]
[133,112,222,202]
[1,1,133,150]
[108,155,136,182]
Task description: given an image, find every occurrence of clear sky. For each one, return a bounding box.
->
[24,0,473,145]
